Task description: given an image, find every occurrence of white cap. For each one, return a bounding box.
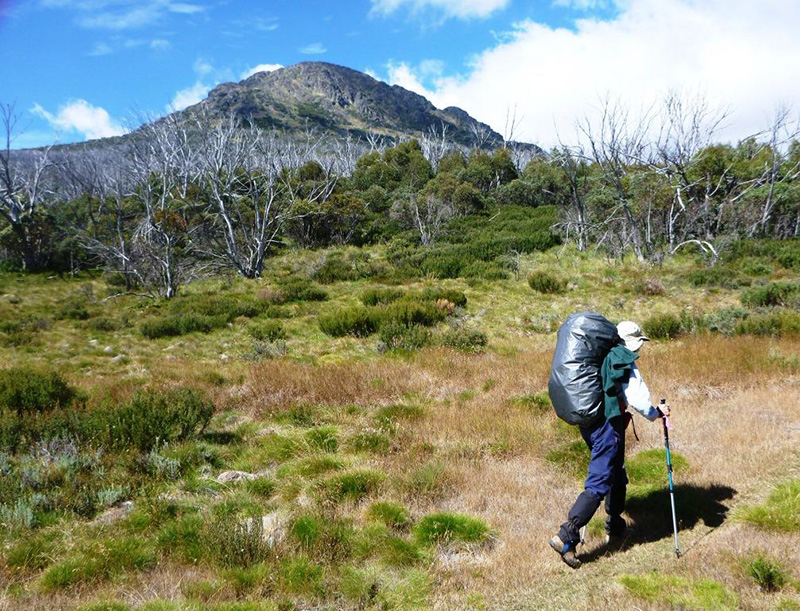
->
[617,320,649,352]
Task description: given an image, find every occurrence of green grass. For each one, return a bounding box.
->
[744,553,789,592]
[414,512,491,547]
[626,448,690,488]
[367,501,411,530]
[318,468,386,504]
[619,573,738,610]
[736,479,800,532]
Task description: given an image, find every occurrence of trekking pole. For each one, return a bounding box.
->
[660,398,681,558]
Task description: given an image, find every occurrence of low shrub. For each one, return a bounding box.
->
[245,340,288,360]
[379,322,431,351]
[277,277,328,303]
[0,368,80,417]
[374,300,445,328]
[361,287,405,306]
[280,555,324,597]
[140,314,225,339]
[207,513,272,568]
[419,287,467,308]
[437,327,488,352]
[632,278,666,296]
[734,310,800,336]
[86,317,122,332]
[319,306,377,337]
[57,298,92,321]
[527,270,567,294]
[414,512,490,546]
[642,313,685,340]
[100,387,214,452]
[247,321,287,342]
[685,267,741,289]
[705,307,749,335]
[741,282,800,307]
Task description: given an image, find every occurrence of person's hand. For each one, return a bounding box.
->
[659,403,671,418]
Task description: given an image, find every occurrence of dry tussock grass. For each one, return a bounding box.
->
[233,335,799,609]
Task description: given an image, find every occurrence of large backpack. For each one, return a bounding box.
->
[548,312,620,426]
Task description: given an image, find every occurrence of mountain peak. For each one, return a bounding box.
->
[197,61,503,147]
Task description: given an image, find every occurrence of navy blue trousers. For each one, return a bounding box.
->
[559,415,628,544]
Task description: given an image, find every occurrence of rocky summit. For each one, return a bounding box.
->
[186,62,504,147]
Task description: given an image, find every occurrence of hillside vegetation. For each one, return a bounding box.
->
[0,239,799,610]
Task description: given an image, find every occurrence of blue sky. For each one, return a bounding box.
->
[2,0,799,148]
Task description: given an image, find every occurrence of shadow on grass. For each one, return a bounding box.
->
[579,483,736,564]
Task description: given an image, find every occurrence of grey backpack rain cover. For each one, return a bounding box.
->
[548,312,620,426]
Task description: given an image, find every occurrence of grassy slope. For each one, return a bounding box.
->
[0,245,799,610]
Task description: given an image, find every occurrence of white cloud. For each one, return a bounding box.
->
[150,38,171,50]
[88,41,113,56]
[240,63,283,80]
[31,99,126,140]
[44,0,206,30]
[167,58,233,111]
[299,43,327,55]
[169,81,211,111]
[370,0,510,20]
[395,0,800,146]
[193,58,214,76]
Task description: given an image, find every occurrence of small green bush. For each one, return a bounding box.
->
[0,368,80,416]
[374,300,445,328]
[414,512,490,546]
[140,314,226,339]
[642,313,684,340]
[734,310,800,336]
[745,553,788,592]
[379,322,431,351]
[100,387,214,452]
[685,267,740,288]
[705,307,749,335]
[58,297,92,321]
[277,277,328,302]
[207,514,272,568]
[361,287,405,306]
[157,514,205,564]
[86,317,122,332]
[319,306,377,337]
[527,270,567,294]
[248,320,287,342]
[741,282,800,307]
[419,288,468,308]
[437,327,488,352]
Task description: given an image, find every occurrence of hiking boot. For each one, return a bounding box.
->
[549,535,581,569]
[605,526,636,549]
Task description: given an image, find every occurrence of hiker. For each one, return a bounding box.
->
[549,320,670,569]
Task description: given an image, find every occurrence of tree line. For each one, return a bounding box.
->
[1,95,798,297]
